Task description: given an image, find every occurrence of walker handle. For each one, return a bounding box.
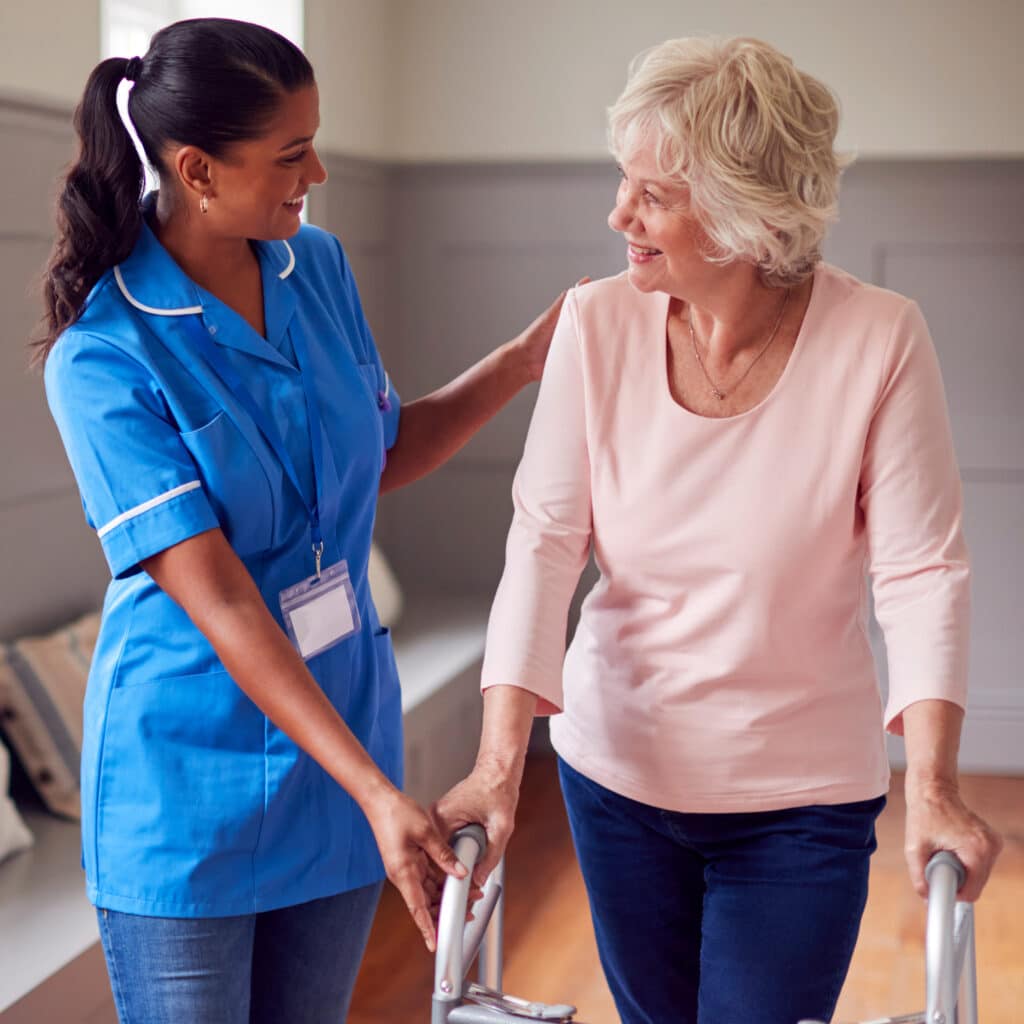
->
[433,827,503,1011]
[925,850,977,1024]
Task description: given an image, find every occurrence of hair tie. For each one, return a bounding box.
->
[124,56,143,82]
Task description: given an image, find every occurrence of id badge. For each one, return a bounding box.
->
[280,560,361,660]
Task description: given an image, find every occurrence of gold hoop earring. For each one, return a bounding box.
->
[200,194,209,215]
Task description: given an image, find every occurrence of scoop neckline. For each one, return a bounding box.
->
[659,265,822,423]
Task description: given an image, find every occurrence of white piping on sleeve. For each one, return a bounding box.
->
[114,266,203,316]
[383,372,390,399]
[278,240,296,279]
[96,480,203,538]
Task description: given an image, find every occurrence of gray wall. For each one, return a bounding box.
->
[3,94,1021,770]
[0,98,110,640]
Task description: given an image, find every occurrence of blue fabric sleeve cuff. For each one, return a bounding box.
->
[100,487,220,579]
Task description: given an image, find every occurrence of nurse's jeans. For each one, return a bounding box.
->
[97,881,383,1023]
[558,757,885,1024]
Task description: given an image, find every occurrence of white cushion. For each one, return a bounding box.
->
[368,543,404,628]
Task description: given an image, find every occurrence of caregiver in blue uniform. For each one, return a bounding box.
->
[37,18,567,1023]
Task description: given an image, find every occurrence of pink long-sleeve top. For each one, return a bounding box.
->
[481,264,970,812]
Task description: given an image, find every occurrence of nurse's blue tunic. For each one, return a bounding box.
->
[44,212,403,917]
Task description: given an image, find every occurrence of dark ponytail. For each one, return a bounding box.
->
[37,57,144,363]
[36,19,314,364]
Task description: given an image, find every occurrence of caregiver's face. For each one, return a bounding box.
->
[607,135,714,298]
[193,84,328,241]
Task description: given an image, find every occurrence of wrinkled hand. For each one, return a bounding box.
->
[515,278,591,383]
[904,779,1002,902]
[431,766,522,888]
[364,786,466,951]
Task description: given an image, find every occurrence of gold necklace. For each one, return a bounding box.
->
[688,288,790,401]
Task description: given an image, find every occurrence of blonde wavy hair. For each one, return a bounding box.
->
[608,37,852,287]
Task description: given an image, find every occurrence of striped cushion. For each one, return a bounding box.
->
[0,613,100,820]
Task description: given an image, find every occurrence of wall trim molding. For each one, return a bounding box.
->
[0,90,73,124]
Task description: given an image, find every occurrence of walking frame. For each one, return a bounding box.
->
[431,825,582,1023]
[432,831,977,1024]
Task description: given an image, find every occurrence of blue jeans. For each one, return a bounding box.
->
[97,882,383,1023]
[558,758,885,1024]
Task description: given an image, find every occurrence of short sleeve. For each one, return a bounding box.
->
[45,331,219,579]
[332,236,402,450]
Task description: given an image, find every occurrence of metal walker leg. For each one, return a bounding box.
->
[432,827,580,1023]
[798,851,979,1024]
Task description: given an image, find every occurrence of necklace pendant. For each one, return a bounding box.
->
[713,388,726,400]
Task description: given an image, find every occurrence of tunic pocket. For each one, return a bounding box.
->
[94,670,267,909]
[180,410,275,556]
[369,628,403,787]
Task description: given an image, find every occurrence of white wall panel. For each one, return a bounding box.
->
[390,0,1024,161]
[0,3,99,107]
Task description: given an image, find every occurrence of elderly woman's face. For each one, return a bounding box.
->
[608,139,712,298]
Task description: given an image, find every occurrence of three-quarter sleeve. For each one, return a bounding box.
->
[480,288,593,714]
[45,332,219,579]
[859,300,970,733]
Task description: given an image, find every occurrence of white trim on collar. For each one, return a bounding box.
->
[114,265,203,316]
[278,240,295,280]
[114,238,294,314]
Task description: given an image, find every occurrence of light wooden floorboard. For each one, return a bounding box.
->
[349,757,1024,1023]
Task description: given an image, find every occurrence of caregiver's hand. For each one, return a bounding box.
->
[363,785,466,952]
[512,277,591,383]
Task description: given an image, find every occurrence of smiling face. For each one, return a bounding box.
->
[170,84,327,241]
[607,135,717,299]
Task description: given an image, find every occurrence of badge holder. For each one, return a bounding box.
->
[280,558,361,661]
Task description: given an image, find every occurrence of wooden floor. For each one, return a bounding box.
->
[349,755,1024,1024]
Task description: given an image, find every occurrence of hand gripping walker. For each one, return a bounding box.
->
[800,851,979,1024]
[432,826,583,1023]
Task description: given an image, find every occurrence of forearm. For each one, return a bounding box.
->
[899,697,1002,899]
[474,684,539,786]
[432,683,539,881]
[901,698,963,794]
[380,339,532,493]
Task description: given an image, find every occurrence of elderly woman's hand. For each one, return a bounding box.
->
[431,765,522,889]
[904,778,1003,902]
[901,698,1002,902]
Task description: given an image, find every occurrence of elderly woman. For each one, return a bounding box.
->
[435,36,1002,1024]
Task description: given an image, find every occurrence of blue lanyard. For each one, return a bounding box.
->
[184,317,327,577]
